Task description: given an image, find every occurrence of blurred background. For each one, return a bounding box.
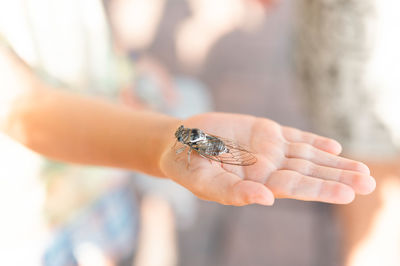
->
[1,0,400,265]
[134,1,339,266]
[129,1,334,266]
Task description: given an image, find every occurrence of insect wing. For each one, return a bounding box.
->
[197,134,257,166]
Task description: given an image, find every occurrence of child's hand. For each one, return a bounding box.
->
[160,113,375,206]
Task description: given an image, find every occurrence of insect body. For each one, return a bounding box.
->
[174,125,257,166]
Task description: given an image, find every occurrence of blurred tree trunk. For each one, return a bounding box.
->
[295,0,400,158]
[296,2,400,266]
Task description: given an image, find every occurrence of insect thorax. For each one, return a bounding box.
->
[188,128,206,142]
[175,126,206,144]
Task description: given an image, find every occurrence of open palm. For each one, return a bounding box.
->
[160,113,375,206]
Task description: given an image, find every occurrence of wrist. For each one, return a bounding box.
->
[154,115,182,178]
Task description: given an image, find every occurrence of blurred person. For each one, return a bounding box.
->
[0,1,376,266]
[175,0,275,68]
[296,1,400,265]
[0,1,140,265]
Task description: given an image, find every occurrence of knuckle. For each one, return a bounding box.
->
[305,161,317,176]
[349,172,363,186]
[298,143,314,158]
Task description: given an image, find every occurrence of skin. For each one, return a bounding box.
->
[161,113,375,206]
[0,45,375,207]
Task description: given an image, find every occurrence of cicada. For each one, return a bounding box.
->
[174,125,257,166]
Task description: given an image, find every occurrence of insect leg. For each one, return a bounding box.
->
[174,145,186,162]
[175,146,186,154]
[187,148,192,169]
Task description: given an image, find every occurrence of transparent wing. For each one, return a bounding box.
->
[195,134,257,166]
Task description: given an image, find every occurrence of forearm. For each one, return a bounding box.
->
[3,85,180,177]
[1,44,183,176]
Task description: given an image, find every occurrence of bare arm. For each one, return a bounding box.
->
[0,46,180,177]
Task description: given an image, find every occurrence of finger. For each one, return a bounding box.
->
[285,143,371,175]
[190,169,275,206]
[265,170,355,204]
[282,158,376,194]
[282,126,342,155]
